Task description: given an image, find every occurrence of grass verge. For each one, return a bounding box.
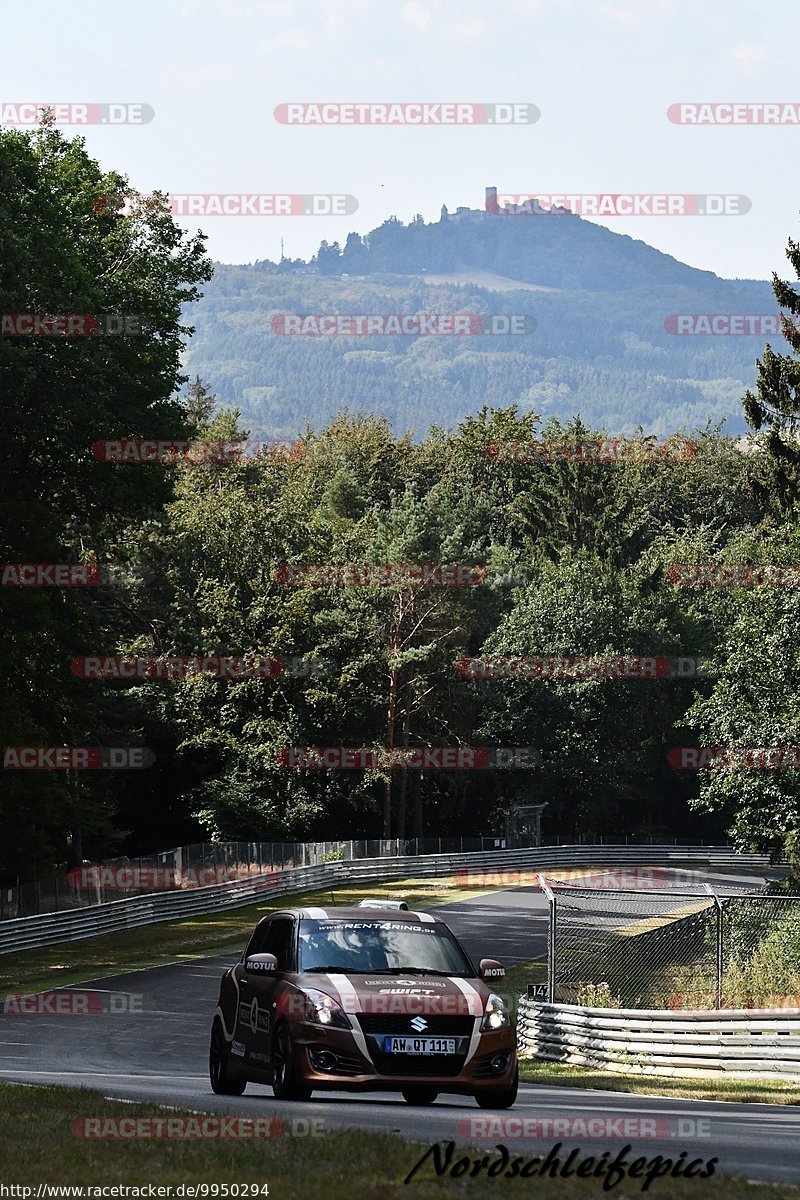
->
[0,1082,794,1197]
[518,1059,800,1105]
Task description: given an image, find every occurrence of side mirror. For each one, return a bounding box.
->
[245,952,278,974]
[479,958,506,981]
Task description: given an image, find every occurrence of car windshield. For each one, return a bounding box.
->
[297,918,473,976]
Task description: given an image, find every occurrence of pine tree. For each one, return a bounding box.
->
[182,376,217,427]
[743,233,800,509]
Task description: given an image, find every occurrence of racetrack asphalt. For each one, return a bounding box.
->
[1,867,798,1184]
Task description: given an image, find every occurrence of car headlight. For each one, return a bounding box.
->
[302,988,351,1029]
[480,993,510,1031]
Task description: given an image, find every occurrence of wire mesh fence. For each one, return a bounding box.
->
[1,834,744,922]
[0,834,513,919]
[540,871,800,1010]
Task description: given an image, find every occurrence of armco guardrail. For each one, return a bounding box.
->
[0,845,770,956]
[517,999,800,1079]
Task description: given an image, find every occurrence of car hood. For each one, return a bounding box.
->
[293,971,489,1017]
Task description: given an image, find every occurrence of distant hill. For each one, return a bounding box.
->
[183,204,779,437]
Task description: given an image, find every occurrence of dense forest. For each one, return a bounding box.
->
[183,207,777,438]
[4,124,800,883]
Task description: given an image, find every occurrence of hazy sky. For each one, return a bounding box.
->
[4,0,799,280]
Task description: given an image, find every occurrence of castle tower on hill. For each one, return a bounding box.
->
[439,189,498,222]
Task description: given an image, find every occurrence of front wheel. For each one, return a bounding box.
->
[209,1021,246,1095]
[271,1024,313,1101]
[474,1067,518,1109]
[401,1087,438,1105]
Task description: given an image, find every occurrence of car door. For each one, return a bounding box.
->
[236,916,296,1070]
[231,919,269,1065]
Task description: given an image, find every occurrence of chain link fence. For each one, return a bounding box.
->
[539,871,800,1010]
[0,834,513,919]
[1,834,749,922]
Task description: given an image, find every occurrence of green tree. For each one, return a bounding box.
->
[744,228,800,511]
[0,119,211,877]
[181,375,217,428]
[680,523,800,854]
[476,553,708,839]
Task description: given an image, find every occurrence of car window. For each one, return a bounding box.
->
[297,919,473,975]
[261,918,295,971]
[244,920,271,958]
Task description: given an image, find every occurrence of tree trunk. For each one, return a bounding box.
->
[396,693,411,841]
[383,665,398,837]
[411,769,423,839]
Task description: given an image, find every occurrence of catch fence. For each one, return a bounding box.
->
[1,835,513,919]
[539,871,800,1010]
[0,834,729,920]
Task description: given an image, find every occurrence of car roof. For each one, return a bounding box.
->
[260,906,441,924]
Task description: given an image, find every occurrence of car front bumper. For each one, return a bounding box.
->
[291,1020,518,1094]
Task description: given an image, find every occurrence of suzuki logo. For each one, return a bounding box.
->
[410,1016,428,1032]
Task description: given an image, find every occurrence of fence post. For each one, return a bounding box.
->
[703,883,723,1009]
[538,874,557,1003]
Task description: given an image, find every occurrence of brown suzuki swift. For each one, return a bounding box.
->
[209,903,518,1107]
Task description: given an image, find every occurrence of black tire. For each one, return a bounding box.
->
[271,1023,313,1101]
[401,1086,439,1106]
[474,1067,518,1109]
[209,1021,246,1095]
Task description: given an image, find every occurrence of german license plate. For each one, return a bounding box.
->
[383,1036,456,1055]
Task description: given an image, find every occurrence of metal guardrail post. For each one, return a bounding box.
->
[703,882,724,1009]
[538,873,557,1003]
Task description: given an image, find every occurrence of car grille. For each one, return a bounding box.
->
[356,1014,476,1037]
[356,1014,477,1077]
